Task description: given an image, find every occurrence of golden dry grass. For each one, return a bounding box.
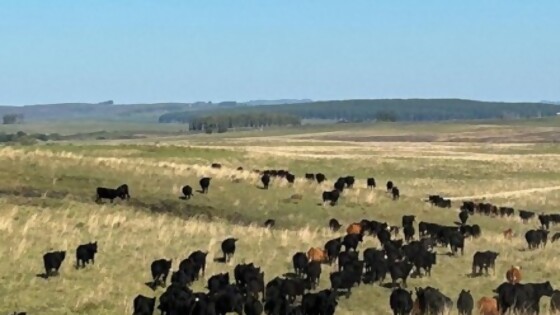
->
[1,127,560,314]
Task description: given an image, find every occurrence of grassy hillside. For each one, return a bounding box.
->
[1,125,560,314]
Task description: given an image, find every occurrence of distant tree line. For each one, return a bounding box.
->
[159,99,560,124]
[0,131,62,145]
[187,112,301,133]
[3,114,24,124]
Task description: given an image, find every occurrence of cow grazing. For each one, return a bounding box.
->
[342,233,363,251]
[386,181,394,192]
[95,184,130,203]
[199,177,211,194]
[539,214,551,230]
[187,250,208,277]
[389,260,414,288]
[322,189,340,206]
[76,242,97,269]
[506,265,521,284]
[208,272,230,294]
[324,239,342,265]
[305,173,315,181]
[552,232,560,243]
[237,166,244,171]
[472,251,499,276]
[526,229,549,249]
[264,219,275,229]
[367,177,376,190]
[302,289,338,315]
[519,210,535,223]
[477,297,498,315]
[315,173,326,184]
[415,286,453,314]
[457,289,473,315]
[150,258,172,288]
[494,281,554,314]
[221,238,238,262]
[181,185,193,199]
[211,163,222,169]
[133,294,156,315]
[329,218,342,232]
[307,247,327,263]
[459,210,469,225]
[344,176,355,188]
[43,251,66,278]
[334,179,346,192]
[261,174,271,189]
[392,187,400,200]
[390,288,414,315]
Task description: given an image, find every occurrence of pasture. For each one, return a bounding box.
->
[1,120,560,314]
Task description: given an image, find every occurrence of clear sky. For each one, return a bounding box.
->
[1,1,559,105]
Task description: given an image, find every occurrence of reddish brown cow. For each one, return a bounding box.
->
[307,247,327,263]
[346,223,362,235]
[477,296,498,315]
[506,265,522,284]
[503,228,513,240]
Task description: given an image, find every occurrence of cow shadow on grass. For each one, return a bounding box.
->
[35,273,49,279]
[256,186,268,190]
[144,281,161,291]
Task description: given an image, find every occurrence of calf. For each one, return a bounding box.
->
[150,258,172,288]
[459,210,469,225]
[181,185,193,199]
[76,242,97,269]
[552,232,560,243]
[95,184,130,203]
[199,177,211,194]
[390,288,413,315]
[506,265,521,284]
[292,252,308,276]
[307,247,328,263]
[315,173,326,184]
[367,177,376,189]
[211,163,222,169]
[457,289,473,315]
[344,176,355,188]
[386,180,394,192]
[43,251,66,278]
[472,251,499,276]
[286,173,295,184]
[477,296,498,315]
[334,179,345,192]
[133,294,156,315]
[263,219,275,229]
[221,238,238,262]
[305,173,315,181]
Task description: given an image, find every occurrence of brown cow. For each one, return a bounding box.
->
[506,265,522,284]
[503,228,513,240]
[307,247,327,263]
[477,296,498,315]
[346,223,362,235]
[411,298,421,315]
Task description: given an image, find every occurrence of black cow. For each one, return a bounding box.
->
[286,173,295,184]
[390,288,413,315]
[459,210,469,225]
[181,185,193,199]
[211,163,222,169]
[388,260,414,288]
[305,173,315,181]
[449,231,465,256]
[302,289,338,315]
[386,181,394,192]
[315,173,326,184]
[416,286,453,315]
[337,251,359,272]
[367,177,376,189]
[282,277,311,303]
[187,250,208,277]
[43,250,66,278]
[133,294,156,315]
[334,179,345,192]
[404,225,415,243]
[306,261,322,290]
[199,177,211,194]
[519,210,536,223]
[324,238,342,265]
[95,184,130,203]
[392,187,400,200]
[264,219,275,229]
[402,215,415,228]
[221,238,238,262]
[457,289,473,315]
[526,229,549,249]
[261,174,271,189]
[343,233,363,251]
[150,259,172,288]
[499,206,515,217]
[76,242,97,269]
[472,251,499,276]
[244,295,263,315]
[208,272,230,294]
[322,190,340,206]
[330,269,360,298]
[539,214,551,230]
[328,218,342,232]
[292,252,308,276]
[552,232,560,243]
[344,176,355,188]
[495,281,554,314]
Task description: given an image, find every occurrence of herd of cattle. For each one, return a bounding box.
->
[23,166,560,315]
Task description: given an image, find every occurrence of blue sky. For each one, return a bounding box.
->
[0,1,559,105]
